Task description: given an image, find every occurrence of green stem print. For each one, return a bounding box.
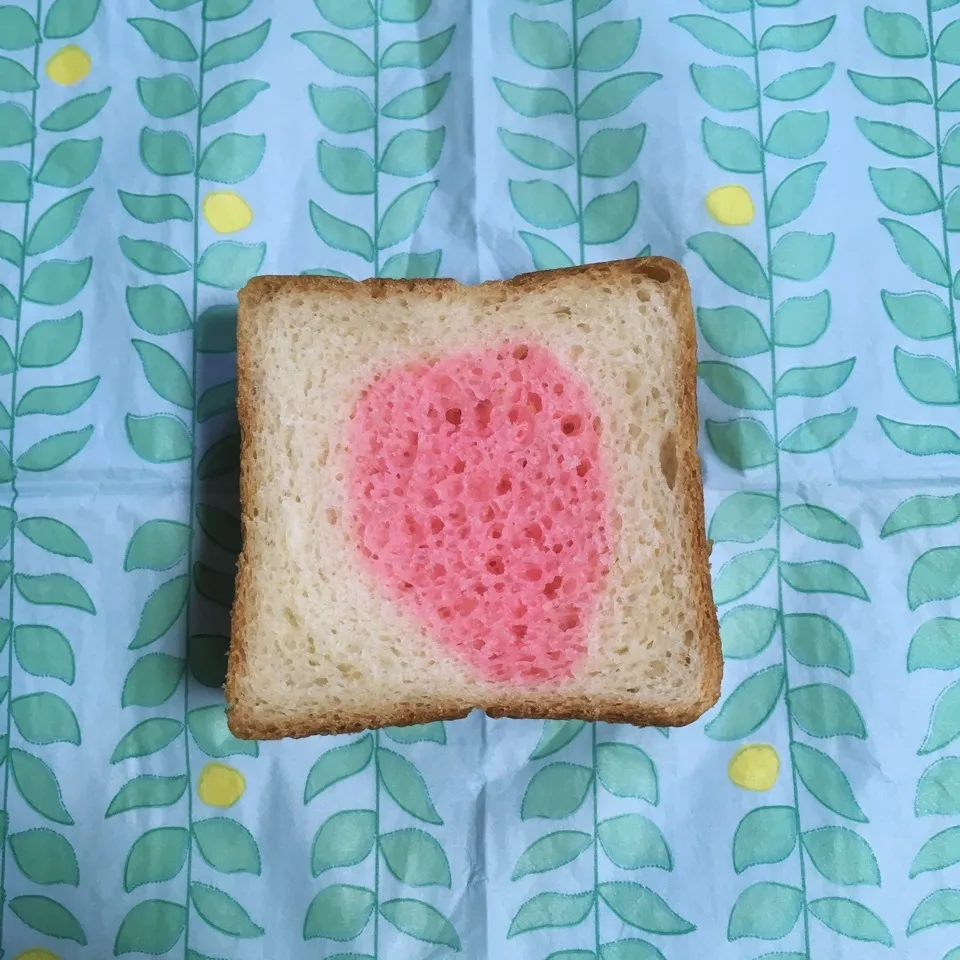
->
[303,723,460,953]
[509,721,690,955]
[0,0,105,949]
[853,3,960,458]
[494,3,687,954]
[852,2,960,947]
[496,0,658,269]
[679,0,890,954]
[293,3,459,954]
[106,0,268,955]
[294,0,453,280]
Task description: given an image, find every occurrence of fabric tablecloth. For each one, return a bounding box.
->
[0,0,954,956]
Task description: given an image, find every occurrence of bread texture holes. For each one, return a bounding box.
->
[638,263,672,284]
[659,431,678,490]
[344,342,611,684]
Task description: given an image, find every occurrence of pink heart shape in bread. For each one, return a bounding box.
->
[345,343,611,684]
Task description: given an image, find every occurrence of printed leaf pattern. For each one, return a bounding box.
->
[304,729,456,950]
[683,0,879,954]
[0,0,947,956]
[296,4,458,950]
[508,720,689,951]
[497,0,657,271]
[494,3,693,955]
[856,3,960,948]
[108,0,266,955]
[0,0,105,950]
[298,0,450,279]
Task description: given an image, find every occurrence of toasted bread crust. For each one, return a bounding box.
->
[228,258,722,740]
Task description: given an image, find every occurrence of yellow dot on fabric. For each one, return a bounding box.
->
[203,191,253,234]
[728,743,780,791]
[15,950,61,960]
[197,762,245,807]
[45,45,91,85]
[706,185,755,226]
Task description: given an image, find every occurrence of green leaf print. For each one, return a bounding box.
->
[129,17,198,61]
[10,749,73,824]
[510,179,578,228]
[580,125,645,177]
[596,742,657,803]
[908,618,960,671]
[687,232,769,298]
[530,719,587,759]
[111,718,184,763]
[597,814,672,870]
[9,896,86,944]
[781,503,861,546]
[685,3,877,946]
[379,899,461,949]
[728,882,803,940]
[849,71,932,106]
[810,897,893,945]
[881,218,950,284]
[508,891,595,938]
[11,692,81,745]
[10,827,80,885]
[788,684,867,739]
[690,63,758,111]
[764,63,834,102]
[599,883,694,935]
[895,347,960,404]
[698,305,770,356]
[189,882,264,938]
[917,757,960,816]
[732,806,798,873]
[709,492,778,543]
[673,15,754,57]
[304,884,376,941]
[699,362,773,410]
[106,774,187,817]
[792,743,868,823]
[381,27,455,69]
[513,830,593,879]
[720,605,779,659]
[523,762,593,819]
[312,809,376,875]
[124,827,189,891]
[114,900,186,956]
[911,826,960,877]
[706,418,777,469]
[909,547,960,609]
[802,827,880,888]
[702,118,763,172]
[856,117,935,158]
[193,818,262,875]
[863,6,926,57]
[768,162,826,227]
[380,828,452,887]
[41,86,111,132]
[378,747,443,824]
[761,18,836,53]
[578,73,660,121]
[712,549,777,605]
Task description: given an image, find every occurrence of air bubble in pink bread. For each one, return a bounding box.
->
[345,343,611,684]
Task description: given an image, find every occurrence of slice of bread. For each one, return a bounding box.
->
[227,258,721,739]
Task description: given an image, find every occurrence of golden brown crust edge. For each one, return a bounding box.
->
[227,695,709,740]
[225,281,259,729]
[664,260,724,718]
[226,257,722,739]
